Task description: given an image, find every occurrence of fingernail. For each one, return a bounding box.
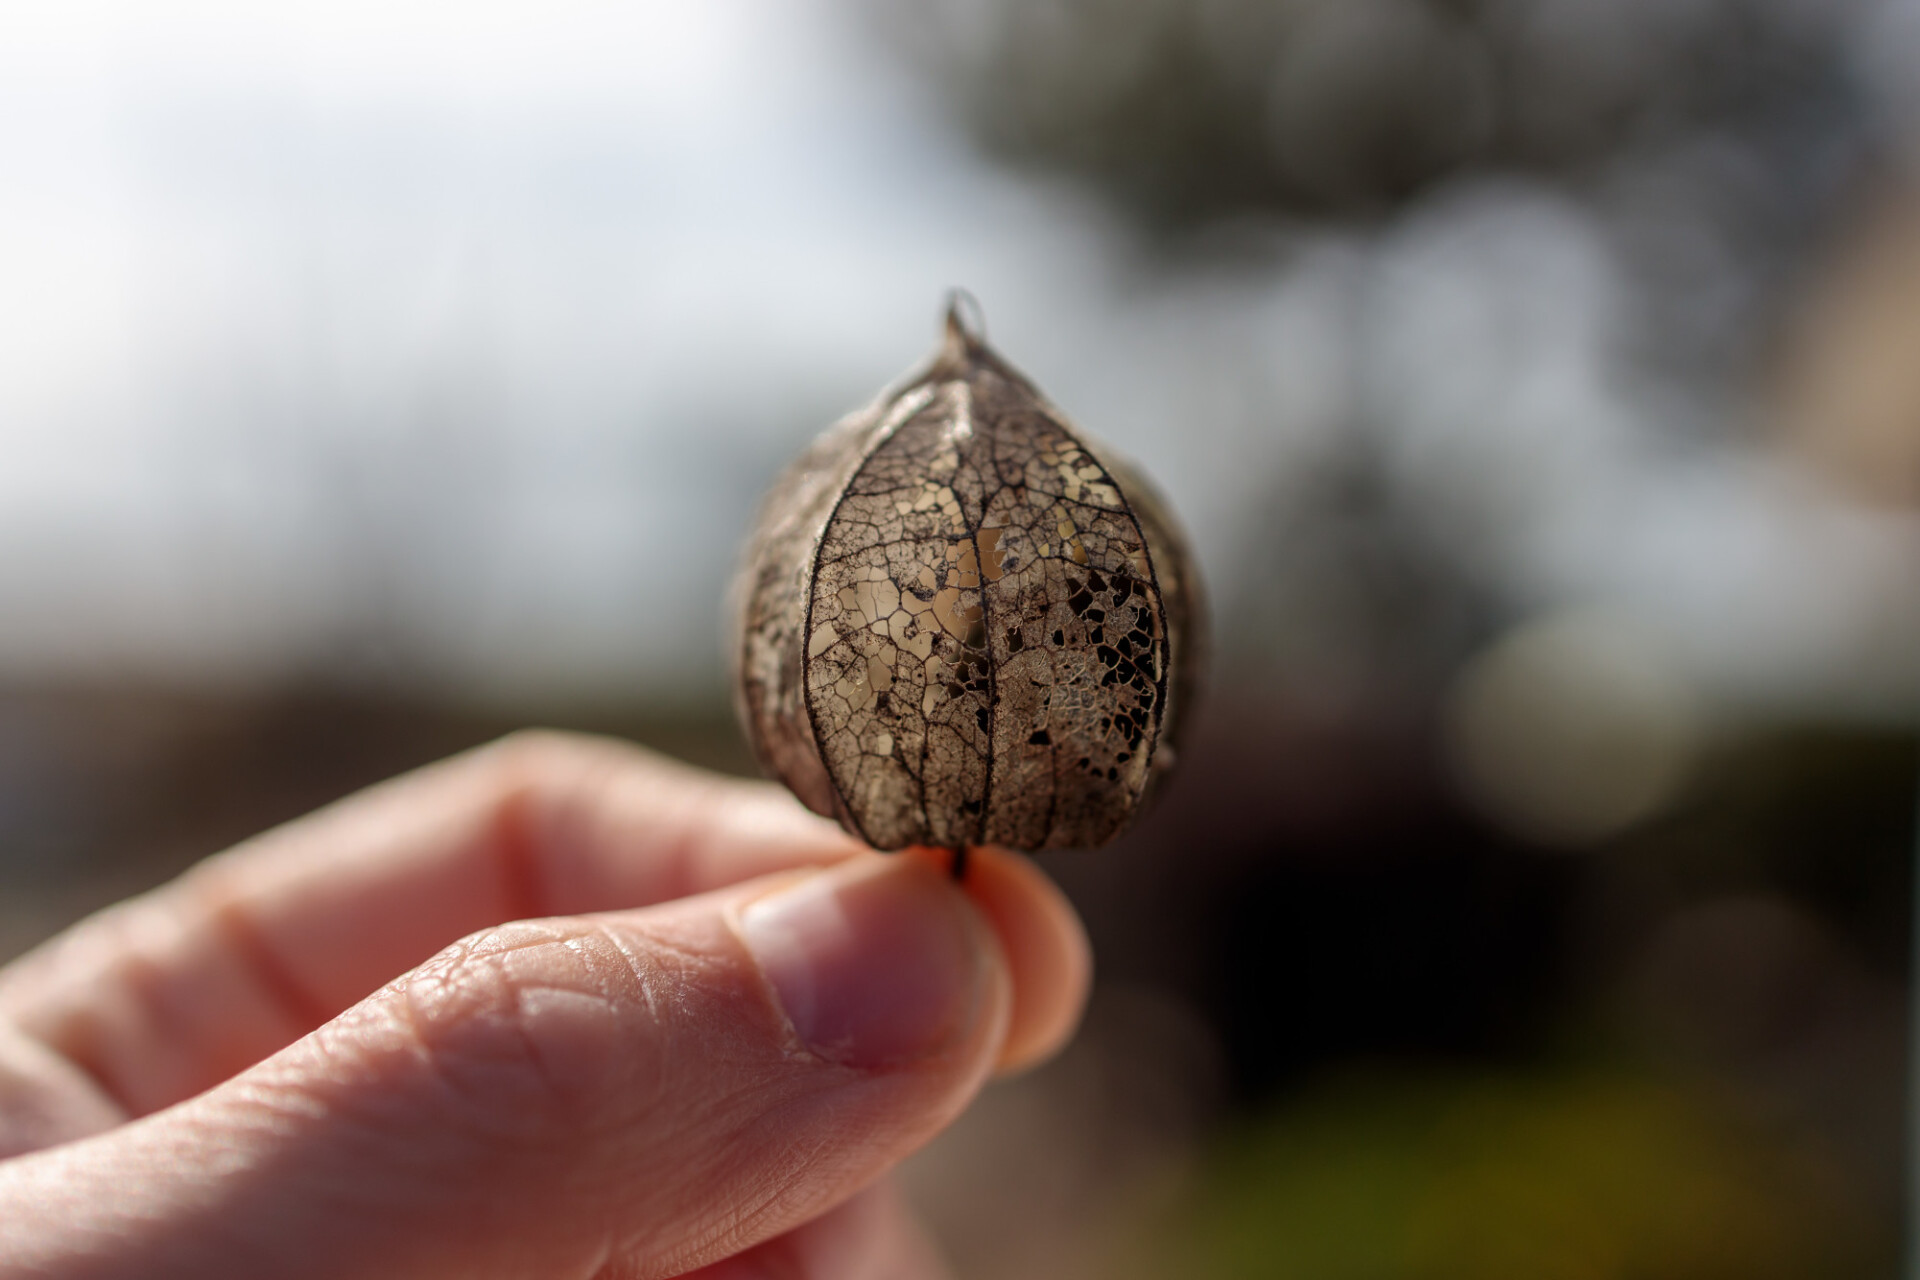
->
[737,856,988,1068]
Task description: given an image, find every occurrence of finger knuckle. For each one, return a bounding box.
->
[483,728,657,791]
[395,923,636,1140]
[486,727,591,772]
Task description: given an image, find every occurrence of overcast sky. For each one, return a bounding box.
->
[0,0,1912,716]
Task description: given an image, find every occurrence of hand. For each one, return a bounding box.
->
[0,732,1091,1278]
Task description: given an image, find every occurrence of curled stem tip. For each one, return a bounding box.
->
[943,289,987,349]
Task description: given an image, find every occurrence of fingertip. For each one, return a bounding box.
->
[951,848,1092,1075]
[736,852,1004,1070]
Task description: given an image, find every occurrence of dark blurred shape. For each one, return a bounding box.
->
[1625,894,1905,1188]
[1206,821,1571,1099]
[1030,696,1911,1272]
[860,0,1869,227]
[1220,438,1497,720]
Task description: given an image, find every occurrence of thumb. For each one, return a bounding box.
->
[0,852,1012,1279]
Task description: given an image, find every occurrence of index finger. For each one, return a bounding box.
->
[0,731,864,1115]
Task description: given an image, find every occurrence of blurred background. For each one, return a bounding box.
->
[1,0,1917,1274]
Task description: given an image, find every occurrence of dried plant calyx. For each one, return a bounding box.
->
[734,296,1203,852]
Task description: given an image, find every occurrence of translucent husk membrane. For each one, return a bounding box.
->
[733,299,1204,853]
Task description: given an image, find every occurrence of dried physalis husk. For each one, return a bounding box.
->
[733,296,1204,853]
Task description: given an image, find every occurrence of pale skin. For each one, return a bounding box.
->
[0,731,1093,1278]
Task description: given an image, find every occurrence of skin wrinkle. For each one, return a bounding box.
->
[519,740,814,912]
[575,919,702,1123]
[649,782,751,906]
[630,1028,994,1275]
[589,988,952,1278]
[488,779,551,927]
[573,1238,619,1280]
[1,1080,340,1276]
[203,890,335,1047]
[506,983,617,1128]
[221,1067,337,1137]
[595,924,670,1040]
[384,928,637,1145]
[740,1112,876,1251]
[37,912,176,1120]
[519,738,860,923]
[0,1025,126,1158]
[486,734,613,889]
[492,733,610,913]
[645,1109,838,1280]
[393,943,530,1137]
[642,1094,911,1279]
[165,1080,505,1275]
[593,1064,838,1276]
[0,1025,116,1139]
[236,993,581,1270]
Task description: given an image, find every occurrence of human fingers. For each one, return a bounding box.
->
[0,731,864,1118]
[0,854,1001,1279]
[0,1025,121,1160]
[958,847,1091,1075]
[0,734,1090,1130]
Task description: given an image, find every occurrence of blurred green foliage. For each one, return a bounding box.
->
[1148,1067,1886,1280]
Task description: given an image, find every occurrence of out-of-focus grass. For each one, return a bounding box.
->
[1145,1066,1886,1280]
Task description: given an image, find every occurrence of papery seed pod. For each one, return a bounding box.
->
[733,295,1204,853]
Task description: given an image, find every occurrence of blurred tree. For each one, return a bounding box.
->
[858,0,1872,230]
